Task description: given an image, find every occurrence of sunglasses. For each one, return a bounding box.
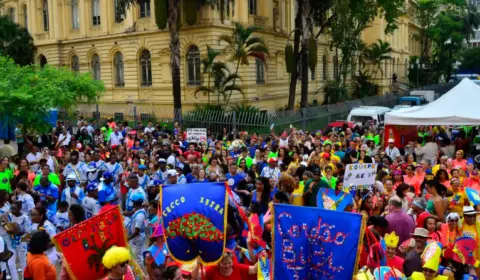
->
[119,261,129,268]
[447,219,459,222]
[465,215,476,218]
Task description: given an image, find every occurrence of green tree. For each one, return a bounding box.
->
[0,56,104,132]
[328,0,403,87]
[0,15,35,66]
[116,0,234,113]
[199,45,223,104]
[411,0,440,60]
[195,60,243,105]
[459,47,480,74]
[219,22,269,108]
[361,39,392,79]
[429,3,480,81]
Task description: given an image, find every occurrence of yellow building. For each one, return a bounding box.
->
[0,0,419,112]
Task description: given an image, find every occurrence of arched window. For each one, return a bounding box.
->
[140,50,152,86]
[71,55,80,73]
[92,0,101,25]
[139,0,151,18]
[8,8,15,22]
[114,52,125,87]
[39,55,47,68]
[186,46,201,85]
[72,0,79,29]
[91,54,101,80]
[322,55,327,80]
[23,5,28,29]
[43,0,49,31]
[256,58,265,84]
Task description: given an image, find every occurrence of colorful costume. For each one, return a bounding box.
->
[383,232,404,273]
[410,242,448,280]
[101,246,136,280]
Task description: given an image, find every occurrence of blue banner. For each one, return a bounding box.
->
[273,204,365,280]
[160,182,228,264]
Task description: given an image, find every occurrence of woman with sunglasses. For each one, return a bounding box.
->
[440,213,461,250]
[101,246,136,280]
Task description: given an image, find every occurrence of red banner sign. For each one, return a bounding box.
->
[53,206,128,280]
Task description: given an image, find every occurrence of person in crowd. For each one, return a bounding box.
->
[61,174,85,206]
[403,227,430,277]
[191,251,257,280]
[384,231,404,272]
[385,196,415,245]
[101,246,136,280]
[23,231,56,280]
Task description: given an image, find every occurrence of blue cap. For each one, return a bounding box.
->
[131,192,145,203]
[138,164,147,170]
[175,162,184,170]
[102,171,113,180]
[468,158,474,165]
[86,183,98,192]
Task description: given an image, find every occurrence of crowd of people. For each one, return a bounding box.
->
[0,116,478,279]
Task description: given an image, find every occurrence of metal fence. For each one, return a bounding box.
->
[70,91,408,135]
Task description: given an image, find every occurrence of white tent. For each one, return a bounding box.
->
[385,78,480,126]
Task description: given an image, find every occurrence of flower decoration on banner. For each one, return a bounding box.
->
[165,213,224,242]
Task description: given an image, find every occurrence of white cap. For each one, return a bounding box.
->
[158,158,167,163]
[167,169,178,177]
[66,174,77,181]
[388,138,395,143]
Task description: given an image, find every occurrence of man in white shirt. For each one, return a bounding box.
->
[26,146,41,173]
[144,121,155,134]
[385,138,401,159]
[108,127,124,147]
[414,135,439,165]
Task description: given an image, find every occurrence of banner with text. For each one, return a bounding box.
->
[53,206,133,280]
[186,128,207,143]
[344,163,377,195]
[273,204,365,280]
[160,182,228,264]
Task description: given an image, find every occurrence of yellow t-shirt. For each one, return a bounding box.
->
[461,221,480,258]
[447,190,466,216]
[291,182,305,206]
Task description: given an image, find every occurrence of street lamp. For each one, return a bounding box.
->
[410,58,425,87]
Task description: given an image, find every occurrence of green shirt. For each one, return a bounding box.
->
[237,156,253,169]
[0,170,13,193]
[33,173,61,187]
[321,176,337,190]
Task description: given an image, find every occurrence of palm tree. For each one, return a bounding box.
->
[0,15,35,66]
[200,45,222,103]
[361,39,392,79]
[116,0,234,113]
[195,61,243,105]
[219,22,269,108]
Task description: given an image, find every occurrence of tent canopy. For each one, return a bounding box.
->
[385,78,480,125]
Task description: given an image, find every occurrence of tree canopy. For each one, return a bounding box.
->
[0,15,35,66]
[0,56,104,131]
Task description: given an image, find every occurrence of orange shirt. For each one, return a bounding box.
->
[404,174,422,195]
[24,253,56,280]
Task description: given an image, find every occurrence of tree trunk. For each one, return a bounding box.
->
[169,0,182,113]
[300,0,310,109]
[287,0,303,110]
[224,60,241,109]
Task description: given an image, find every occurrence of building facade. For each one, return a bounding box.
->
[1,0,416,111]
